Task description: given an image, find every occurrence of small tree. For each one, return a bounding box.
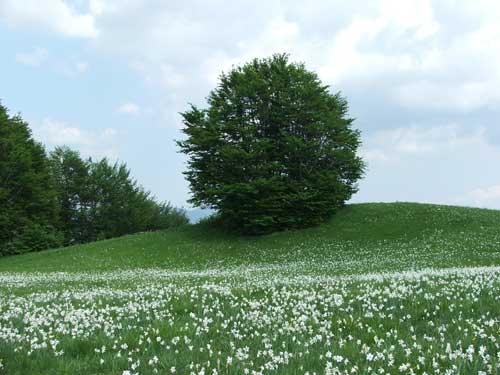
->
[178,54,365,234]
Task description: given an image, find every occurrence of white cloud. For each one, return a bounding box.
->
[55,59,91,77]
[79,0,500,116]
[392,19,500,112]
[361,124,485,163]
[4,1,500,114]
[160,64,186,89]
[354,123,500,208]
[37,119,89,146]
[15,48,90,76]
[0,0,98,38]
[103,128,117,137]
[395,80,500,112]
[359,149,389,163]
[466,185,500,208]
[117,103,140,114]
[317,0,439,84]
[33,119,118,159]
[309,1,500,113]
[75,61,89,73]
[15,47,48,66]
[468,185,500,208]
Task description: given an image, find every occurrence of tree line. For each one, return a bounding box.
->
[0,103,187,256]
[2,54,365,249]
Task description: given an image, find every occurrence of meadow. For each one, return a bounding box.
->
[0,203,499,374]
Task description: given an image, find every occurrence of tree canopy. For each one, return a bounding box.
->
[178,54,365,234]
[49,147,189,245]
[0,103,188,256]
[0,103,61,254]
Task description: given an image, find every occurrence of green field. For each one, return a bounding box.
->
[0,203,499,374]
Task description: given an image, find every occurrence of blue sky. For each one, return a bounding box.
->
[1,0,500,209]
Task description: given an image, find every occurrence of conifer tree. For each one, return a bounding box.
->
[0,104,61,254]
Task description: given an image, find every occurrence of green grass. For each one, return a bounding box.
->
[0,202,499,374]
[1,202,499,274]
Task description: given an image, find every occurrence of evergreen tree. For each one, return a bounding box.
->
[178,54,365,234]
[0,103,61,255]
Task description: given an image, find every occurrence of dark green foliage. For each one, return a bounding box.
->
[178,54,365,234]
[49,146,90,245]
[155,203,190,229]
[50,148,189,245]
[85,158,143,241]
[84,158,188,241]
[1,103,188,256]
[0,103,61,255]
[7,223,62,254]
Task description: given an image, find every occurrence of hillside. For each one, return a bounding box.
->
[1,202,499,375]
[0,202,499,274]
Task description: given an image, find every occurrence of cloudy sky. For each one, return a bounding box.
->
[1,0,500,209]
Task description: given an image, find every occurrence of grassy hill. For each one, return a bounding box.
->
[1,202,499,274]
[0,203,499,374]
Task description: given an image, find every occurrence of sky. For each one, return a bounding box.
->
[1,0,500,209]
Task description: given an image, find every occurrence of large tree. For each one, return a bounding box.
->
[0,103,61,255]
[178,54,365,234]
